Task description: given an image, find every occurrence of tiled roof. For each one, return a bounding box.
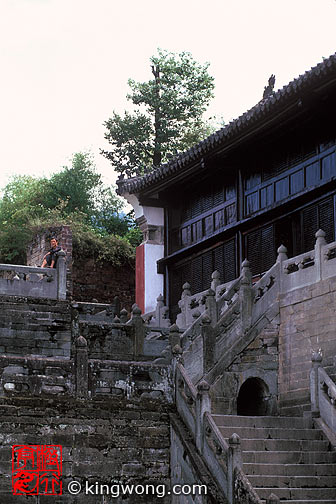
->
[117,52,336,195]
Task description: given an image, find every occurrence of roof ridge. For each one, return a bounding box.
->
[118,51,336,195]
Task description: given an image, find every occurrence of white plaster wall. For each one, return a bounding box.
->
[123,193,164,226]
[143,206,164,226]
[144,243,164,313]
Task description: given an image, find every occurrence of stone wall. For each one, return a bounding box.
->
[279,277,336,416]
[0,295,71,357]
[0,396,171,503]
[211,324,279,415]
[72,257,135,310]
[27,227,135,310]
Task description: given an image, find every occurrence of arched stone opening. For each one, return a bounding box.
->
[237,377,270,416]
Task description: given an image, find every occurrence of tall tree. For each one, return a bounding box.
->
[102,49,215,177]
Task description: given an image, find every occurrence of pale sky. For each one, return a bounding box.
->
[0,0,336,190]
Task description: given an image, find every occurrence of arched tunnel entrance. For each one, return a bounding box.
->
[237,377,270,416]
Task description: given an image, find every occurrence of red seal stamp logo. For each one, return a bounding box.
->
[12,445,62,495]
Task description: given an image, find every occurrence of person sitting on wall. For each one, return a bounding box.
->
[41,238,62,268]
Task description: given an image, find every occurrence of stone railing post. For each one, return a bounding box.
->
[277,244,288,293]
[195,380,211,453]
[228,433,242,504]
[126,304,145,357]
[211,270,221,293]
[205,288,217,325]
[76,335,88,399]
[56,250,67,300]
[107,296,120,318]
[201,315,216,374]
[310,350,323,417]
[266,494,280,504]
[176,282,191,329]
[239,260,253,332]
[315,229,326,281]
[120,308,128,324]
[154,294,171,328]
[172,345,183,379]
[169,324,181,351]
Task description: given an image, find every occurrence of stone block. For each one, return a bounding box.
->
[122,463,146,477]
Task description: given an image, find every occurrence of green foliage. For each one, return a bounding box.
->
[0,153,141,265]
[102,49,216,177]
[48,152,101,217]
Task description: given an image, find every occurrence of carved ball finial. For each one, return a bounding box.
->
[197,380,210,392]
[229,433,240,445]
[76,335,87,348]
[172,344,183,355]
[169,323,179,333]
[206,288,215,297]
[266,493,280,504]
[315,229,326,239]
[132,304,142,316]
[201,314,211,325]
[277,244,287,254]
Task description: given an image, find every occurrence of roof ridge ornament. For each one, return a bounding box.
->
[263,74,276,99]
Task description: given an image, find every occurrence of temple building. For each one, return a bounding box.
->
[118,52,336,321]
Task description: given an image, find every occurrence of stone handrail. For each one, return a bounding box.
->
[175,361,261,504]
[319,367,336,434]
[180,310,205,350]
[75,298,120,323]
[178,229,336,387]
[175,363,197,439]
[234,468,263,504]
[0,351,172,403]
[217,276,241,316]
[322,240,336,279]
[251,262,279,325]
[310,353,336,439]
[319,367,336,406]
[283,250,315,273]
[0,354,74,397]
[176,230,336,334]
[0,251,66,300]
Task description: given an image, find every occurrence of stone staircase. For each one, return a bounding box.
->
[213,414,336,504]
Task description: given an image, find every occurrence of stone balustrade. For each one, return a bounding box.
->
[175,361,263,504]
[0,250,66,300]
[310,352,336,438]
[0,349,172,403]
[175,229,336,335]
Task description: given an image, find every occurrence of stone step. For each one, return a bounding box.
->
[212,414,310,429]
[243,450,336,464]
[224,437,329,452]
[243,463,336,477]
[218,425,324,440]
[279,403,311,417]
[248,475,336,488]
[256,486,336,500]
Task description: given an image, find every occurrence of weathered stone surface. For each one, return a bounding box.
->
[278,278,336,416]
